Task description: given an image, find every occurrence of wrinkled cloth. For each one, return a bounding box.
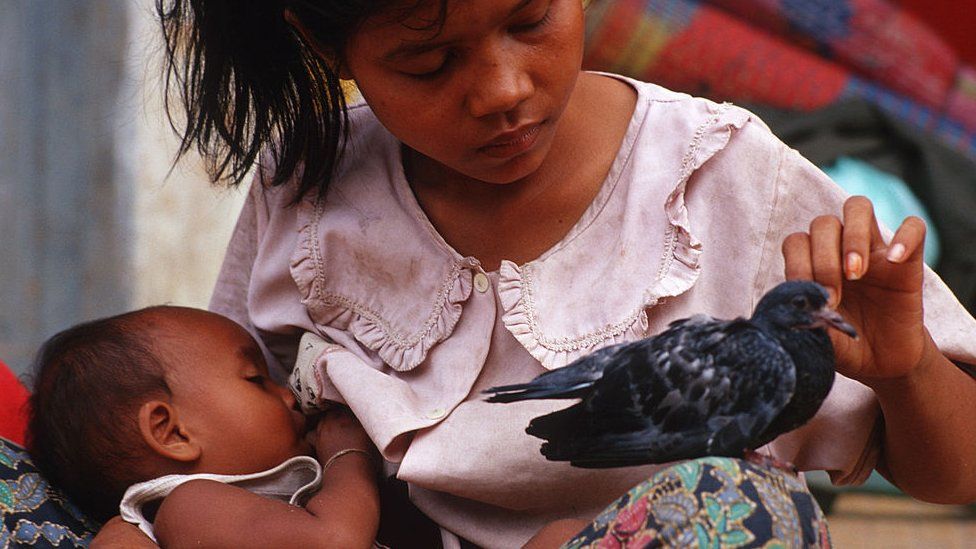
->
[210,74,976,548]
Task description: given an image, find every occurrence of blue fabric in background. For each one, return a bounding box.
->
[1,438,96,548]
[823,157,941,266]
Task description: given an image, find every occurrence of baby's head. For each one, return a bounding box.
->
[27,306,310,522]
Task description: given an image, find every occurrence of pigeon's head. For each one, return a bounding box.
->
[752,281,857,339]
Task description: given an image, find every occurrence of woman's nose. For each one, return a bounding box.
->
[466,46,534,118]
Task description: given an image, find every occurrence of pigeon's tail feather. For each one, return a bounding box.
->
[525,402,585,440]
[540,428,716,469]
[483,364,608,403]
[484,346,622,403]
[541,435,667,469]
[484,380,595,403]
[570,454,661,469]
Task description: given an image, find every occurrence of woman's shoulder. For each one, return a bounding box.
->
[248,100,399,206]
[336,101,400,177]
[584,73,787,170]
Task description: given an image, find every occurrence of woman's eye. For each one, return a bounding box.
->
[246,375,265,385]
[408,65,446,79]
[511,5,553,33]
[403,55,453,79]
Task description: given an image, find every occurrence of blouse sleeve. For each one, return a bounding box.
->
[755,145,976,484]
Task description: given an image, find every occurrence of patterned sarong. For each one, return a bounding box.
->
[564,457,830,548]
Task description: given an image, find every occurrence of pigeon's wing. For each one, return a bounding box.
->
[529,318,797,467]
[483,339,627,403]
[702,327,797,456]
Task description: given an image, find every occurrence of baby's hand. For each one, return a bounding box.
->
[312,406,375,463]
[781,196,934,382]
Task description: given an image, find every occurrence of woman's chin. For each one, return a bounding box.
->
[469,144,553,185]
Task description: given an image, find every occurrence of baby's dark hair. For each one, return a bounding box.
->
[156,0,447,202]
[27,307,173,523]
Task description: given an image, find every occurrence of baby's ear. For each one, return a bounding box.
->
[138,400,201,463]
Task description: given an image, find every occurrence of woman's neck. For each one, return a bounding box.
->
[404,73,637,269]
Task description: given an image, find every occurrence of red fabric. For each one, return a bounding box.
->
[896,0,976,66]
[0,359,30,445]
[663,9,849,109]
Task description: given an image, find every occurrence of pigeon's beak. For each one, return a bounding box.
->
[811,306,858,339]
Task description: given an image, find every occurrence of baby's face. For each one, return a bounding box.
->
[158,309,311,474]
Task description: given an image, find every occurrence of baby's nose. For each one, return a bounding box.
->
[276,383,299,409]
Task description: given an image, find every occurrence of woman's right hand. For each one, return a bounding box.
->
[781,195,930,383]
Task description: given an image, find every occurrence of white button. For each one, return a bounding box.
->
[474,272,490,293]
[426,408,447,420]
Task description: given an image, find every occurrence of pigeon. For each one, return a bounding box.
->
[484,281,857,468]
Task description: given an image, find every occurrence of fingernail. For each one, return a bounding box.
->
[845,253,863,280]
[887,243,906,263]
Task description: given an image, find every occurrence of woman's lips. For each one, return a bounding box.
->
[479,122,544,158]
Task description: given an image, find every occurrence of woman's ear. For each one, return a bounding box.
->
[283,9,353,80]
[138,400,201,463]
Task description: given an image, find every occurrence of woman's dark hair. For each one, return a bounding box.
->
[26,308,172,523]
[156,0,446,201]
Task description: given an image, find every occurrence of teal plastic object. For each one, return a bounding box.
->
[822,157,940,266]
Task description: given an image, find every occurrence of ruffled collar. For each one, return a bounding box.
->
[290,74,752,371]
[497,76,752,367]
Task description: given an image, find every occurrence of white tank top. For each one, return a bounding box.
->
[119,455,322,542]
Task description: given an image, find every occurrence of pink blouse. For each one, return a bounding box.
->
[210,75,976,548]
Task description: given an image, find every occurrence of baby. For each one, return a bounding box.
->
[26,306,380,548]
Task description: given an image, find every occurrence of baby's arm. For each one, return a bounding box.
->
[783,196,976,504]
[90,516,159,548]
[153,409,379,548]
[303,407,382,545]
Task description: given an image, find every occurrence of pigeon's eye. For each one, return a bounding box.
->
[791,296,809,309]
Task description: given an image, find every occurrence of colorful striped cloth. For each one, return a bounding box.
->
[583,0,976,157]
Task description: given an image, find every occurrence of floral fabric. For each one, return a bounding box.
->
[0,438,97,548]
[565,458,829,549]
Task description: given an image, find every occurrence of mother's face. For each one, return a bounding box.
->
[342,0,585,185]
